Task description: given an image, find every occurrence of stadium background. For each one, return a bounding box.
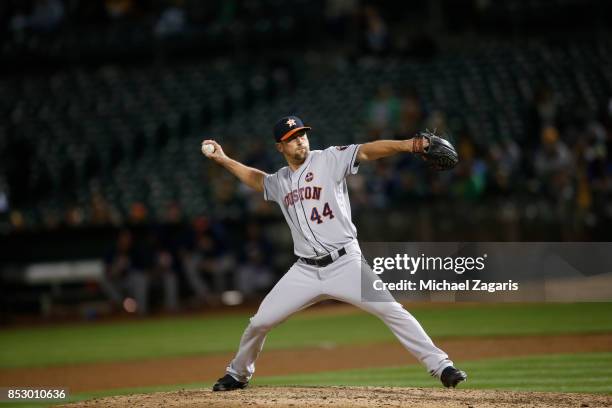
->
[0,1,611,406]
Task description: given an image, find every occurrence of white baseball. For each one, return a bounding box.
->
[201,143,215,155]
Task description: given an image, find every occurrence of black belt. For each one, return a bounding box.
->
[300,247,347,268]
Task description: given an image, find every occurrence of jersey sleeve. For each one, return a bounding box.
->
[263,172,281,202]
[323,144,361,182]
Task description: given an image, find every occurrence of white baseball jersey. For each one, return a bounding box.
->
[263,144,361,258]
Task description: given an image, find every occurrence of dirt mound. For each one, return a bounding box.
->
[59,386,612,408]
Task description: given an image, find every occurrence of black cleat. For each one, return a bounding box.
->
[440,366,467,388]
[212,374,248,391]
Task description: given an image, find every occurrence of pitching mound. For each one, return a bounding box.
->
[59,386,612,408]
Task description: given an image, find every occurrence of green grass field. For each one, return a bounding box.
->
[1,303,611,368]
[1,303,611,407]
[258,352,612,393]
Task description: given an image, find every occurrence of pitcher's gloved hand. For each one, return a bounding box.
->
[412,130,459,171]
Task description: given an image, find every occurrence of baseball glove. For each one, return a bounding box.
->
[412,130,459,171]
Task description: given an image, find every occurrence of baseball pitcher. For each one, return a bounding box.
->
[201,115,465,391]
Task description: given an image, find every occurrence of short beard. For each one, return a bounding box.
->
[293,149,308,162]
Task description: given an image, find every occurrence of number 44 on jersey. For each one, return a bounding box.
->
[310,203,334,224]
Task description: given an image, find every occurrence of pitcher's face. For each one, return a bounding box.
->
[277,131,310,164]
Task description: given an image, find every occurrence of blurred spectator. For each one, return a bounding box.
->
[211,174,246,220]
[367,161,394,209]
[148,230,180,312]
[129,202,149,224]
[453,138,488,201]
[235,222,274,298]
[398,88,424,137]
[181,216,235,302]
[242,142,276,175]
[156,202,188,258]
[362,5,389,55]
[581,119,610,190]
[487,138,521,196]
[154,0,186,38]
[527,86,559,149]
[533,126,576,225]
[534,87,558,126]
[534,126,573,182]
[100,229,178,315]
[90,190,112,225]
[366,84,401,137]
[100,229,150,315]
[346,172,369,212]
[0,179,9,214]
[10,0,64,32]
[65,205,85,227]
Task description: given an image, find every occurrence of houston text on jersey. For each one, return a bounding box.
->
[283,186,322,207]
